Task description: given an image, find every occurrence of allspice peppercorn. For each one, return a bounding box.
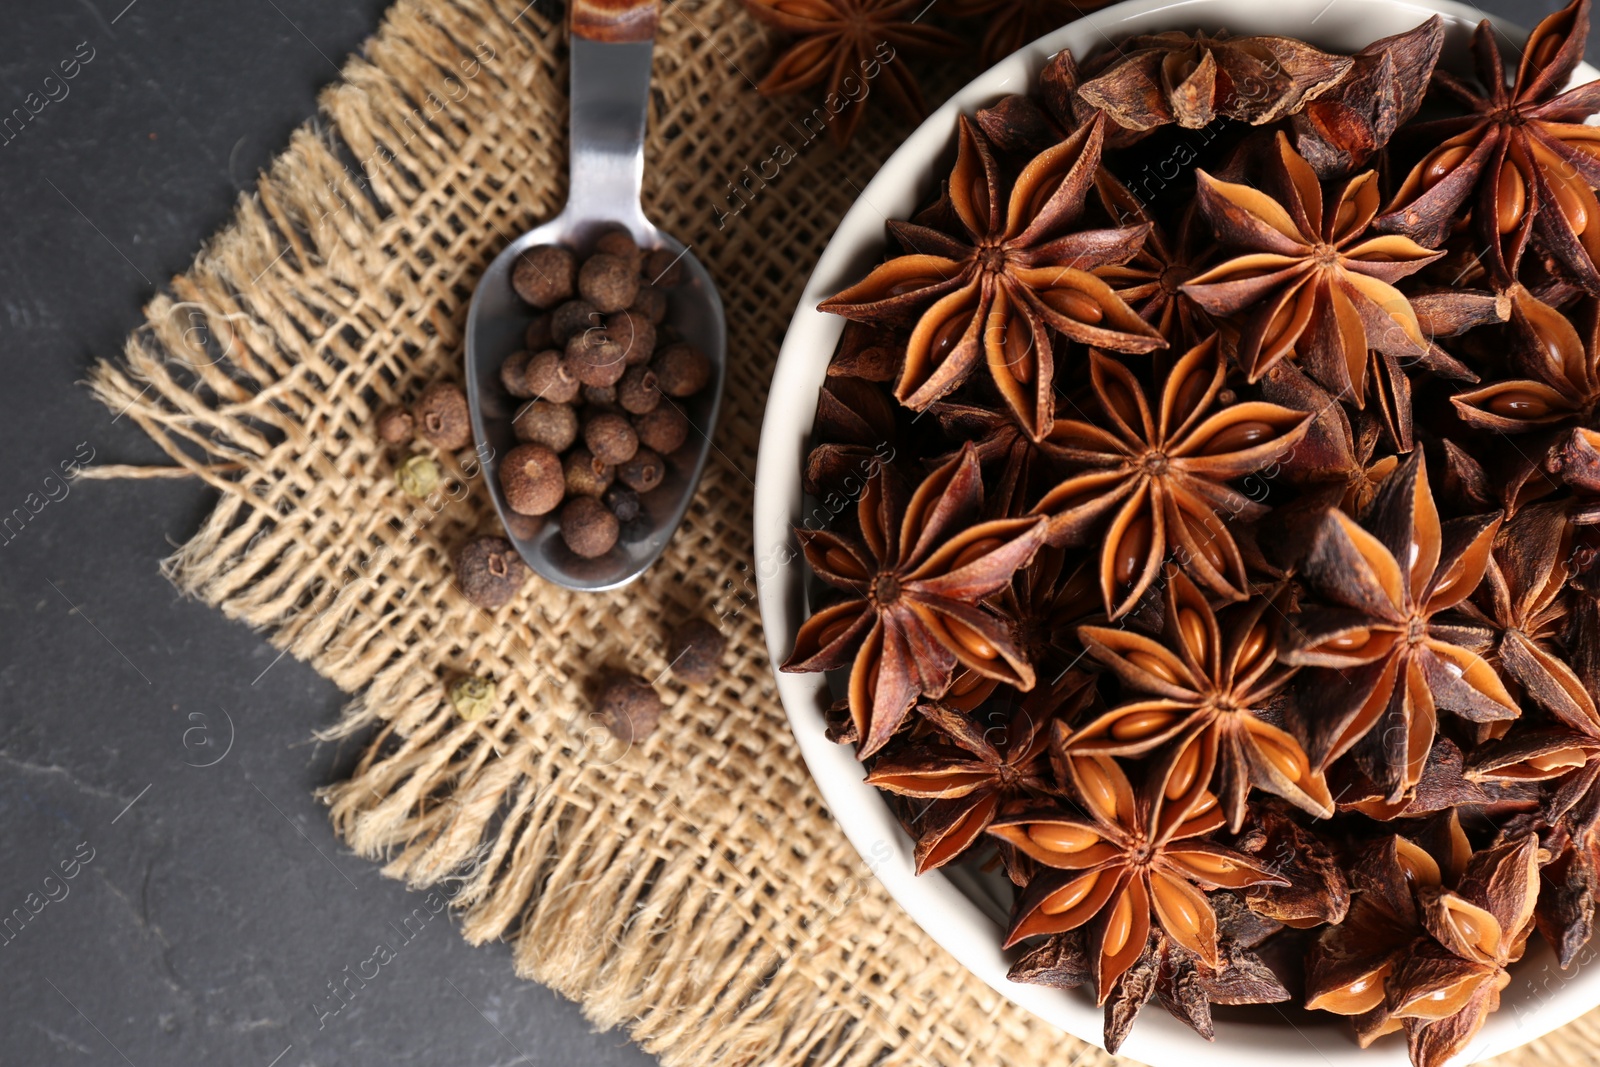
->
[564,448,614,496]
[500,443,565,515]
[448,675,497,722]
[617,447,664,493]
[396,453,441,498]
[415,380,473,450]
[559,495,619,558]
[522,350,580,404]
[668,619,725,686]
[512,400,579,452]
[617,365,662,415]
[500,351,536,399]
[644,247,684,287]
[455,535,529,610]
[376,405,415,445]
[565,328,628,387]
[594,672,662,744]
[511,245,576,308]
[607,309,656,366]
[585,412,639,465]
[581,383,618,409]
[633,404,688,455]
[594,228,644,274]
[652,343,711,398]
[578,253,639,313]
[603,484,640,522]
[550,299,599,343]
[630,286,667,326]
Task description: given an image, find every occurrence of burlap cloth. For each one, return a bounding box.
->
[85,0,1600,1063]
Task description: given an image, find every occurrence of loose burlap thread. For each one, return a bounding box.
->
[87,0,1600,1064]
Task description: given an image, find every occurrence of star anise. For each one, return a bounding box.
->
[1076,30,1353,134]
[1182,133,1443,415]
[1289,17,1444,179]
[1230,800,1351,927]
[1281,447,1517,801]
[1377,0,1600,290]
[803,375,898,496]
[866,687,1091,872]
[1031,336,1312,617]
[988,748,1286,999]
[1454,294,1600,435]
[819,115,1165,440]
[1259,361,1400,510]
[741,0,963,146]
[1389,835,1546,1067]
[1067,568,1332,831]
[1092,178,1217,350]
[781,445,1045,757]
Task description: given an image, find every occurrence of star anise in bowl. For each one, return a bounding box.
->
[776,3,1600,1063]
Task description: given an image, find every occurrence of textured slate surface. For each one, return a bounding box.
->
[0,0,1588,1064]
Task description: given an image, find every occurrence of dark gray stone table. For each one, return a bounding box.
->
[0,0,1588,1064]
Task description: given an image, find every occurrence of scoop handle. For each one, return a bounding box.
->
[571,0,659,43]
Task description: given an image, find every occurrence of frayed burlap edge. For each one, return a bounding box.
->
[84,0,1600,1064]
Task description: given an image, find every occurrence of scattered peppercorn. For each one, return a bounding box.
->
[585,412,639,465]
[525,314,553,352]
[607,309,657,366]
[522,350,580,404]
[376,405,415,445]
[559,495,620,558]
[415,380,473,450]
[578,253,639,313]
[564,448,614,496]
[644,247,684,287]
[396,453,442,498]
[629,285,668,325]
[513,400,579,452]
[455,535,529,610]
[617,447,665,493]
[550,299,600,343]
[511,245,576,308]
[652,343,712,398]
[617,365,662,415]
[594,228,644,274]
[500,443,564,515]
[594,672,662,743]
[500,351,536,399]
[448,675,497,722]
[566,328,628,387]
[667,619,725,685]
[633,404,689,454]
[603,484,641,522]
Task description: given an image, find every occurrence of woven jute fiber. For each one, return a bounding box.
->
[85,0,1600,1064]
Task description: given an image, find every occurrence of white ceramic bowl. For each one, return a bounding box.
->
[753,2,1600,1064]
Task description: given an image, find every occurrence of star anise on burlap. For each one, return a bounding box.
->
[988,748,1286,999]
[781,445,1045,757]
[741,0,963,146]
[1281,447,1517,802]
[819,115,1165,440]
[1031,336,1312,618]
[1067,569,1332,832]
[1182,133,1443,414]
[866,686,1091,872]
[1289,17,1444,179]
[1076,30,1353,134]
[1378,0,1600,290]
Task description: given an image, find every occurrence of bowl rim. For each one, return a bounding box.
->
[752,1,1600,1064]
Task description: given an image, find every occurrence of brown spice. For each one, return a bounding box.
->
[643,247,683,287]
[584,412,639,465]
[594,672,662,744]
[499,351,535,399]
[559,494,619,558]
[511,244,576,308]
[616,447,664,493]
[667,619,725,685]
[630,284,668,324]
[499,443,564,515]
[550,299,599,343]
[651,342,711,397]
[578,253,639,313]
[524,314,553,352]
[512,400,578,452]
[632,404,688,454]
[521,350,580,403]
[607,308,657,366]
[375,405,415,445]
[616,365,662,414]
[563,448,613,497]
[603,484,641,522]
[414,380,473,450]
[454,535,529,610]
[594,228,643,273]
[565,327,628,387]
